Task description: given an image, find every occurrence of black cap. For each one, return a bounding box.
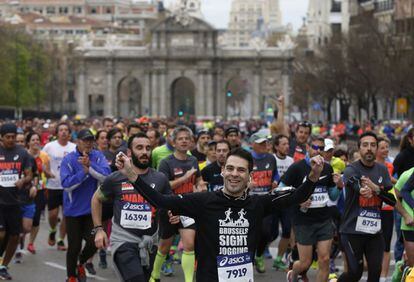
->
[225,126,239,137]
[0,123,17,136]
[77,129,95,140]
[197,129,210,139]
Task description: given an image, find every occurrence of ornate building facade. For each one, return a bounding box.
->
[75,8,294,118]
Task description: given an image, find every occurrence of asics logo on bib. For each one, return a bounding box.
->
[360,210,379,218]
[122,202,147,210]
[219,256,246,267]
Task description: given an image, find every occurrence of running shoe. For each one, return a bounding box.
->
[48,231,56,246]
[263,247,273,259]
[328,273,337,280]
[286,270,293,282]
[85,262,96,275]
[98,249,107,269]
[27,243,36,254]
[272,257,287,271]
[172,251,181,264]
[77,264,87,282]
[0,267,12,280]
[14,251,23,264]
[57,240,67,251]
[149,277,160,282]
[161,259,174,277]
[255,256,266,273]
[66,277,77,282]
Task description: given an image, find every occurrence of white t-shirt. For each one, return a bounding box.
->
[274,154,294,178]
[43,140,76,190]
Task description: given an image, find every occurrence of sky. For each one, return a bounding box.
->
[162,0,309,31]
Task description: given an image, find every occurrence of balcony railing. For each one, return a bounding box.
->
[374,0,394,13]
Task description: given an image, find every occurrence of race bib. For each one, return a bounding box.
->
[355,209,381,234]
[120,202,152,230]
[309,186,329,208]
[217,253,253,282]
[180,216,195,228]
[0,173,19,188]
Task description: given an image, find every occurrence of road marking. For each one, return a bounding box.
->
[44,261,108,281]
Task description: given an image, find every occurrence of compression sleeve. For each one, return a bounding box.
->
[328,186,340,201]
[401,172,414,209]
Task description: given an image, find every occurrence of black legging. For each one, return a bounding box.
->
[33,190,46,227]
[66,215,97,277]
[256,215,276,257]
[338,233,384,282]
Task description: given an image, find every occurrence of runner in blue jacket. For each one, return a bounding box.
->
[60,129,111,282]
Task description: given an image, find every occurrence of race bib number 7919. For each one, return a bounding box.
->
[217,253,253,282]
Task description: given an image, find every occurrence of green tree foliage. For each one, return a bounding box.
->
[0,26,51,108]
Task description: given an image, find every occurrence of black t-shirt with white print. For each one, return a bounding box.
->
[281,158,335,225]
[131,174,317,282]
[100,169,172,237]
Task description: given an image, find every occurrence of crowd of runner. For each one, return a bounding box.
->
[1,98,414,282]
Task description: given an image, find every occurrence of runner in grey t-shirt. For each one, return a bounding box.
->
[92,133,171,282]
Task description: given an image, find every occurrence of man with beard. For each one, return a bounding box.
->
[0,124,32,280]
[191,129,211,163]
[289,122,312,163]
[338,132,395,282]
[115,147,325,282]
[60,129,111,282]
[201,140,231,191]
[92,133,172,282]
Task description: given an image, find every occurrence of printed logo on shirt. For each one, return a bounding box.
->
[121,182,134,191]
[174,168,183,176]
[218,208,249,256]
[265,163,270,169]
[150,183,155,189]
[13,155,19,161]
[378,176,383,184]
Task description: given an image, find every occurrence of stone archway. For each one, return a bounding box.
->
[225,76,252,118]
[117,76,142,117]
[171,77,195,117]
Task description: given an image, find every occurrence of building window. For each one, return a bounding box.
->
[59,7,68,14]
[74,6,82,14]
[90,7,97,14]
[46,6,56,14]
[106,7,112,14]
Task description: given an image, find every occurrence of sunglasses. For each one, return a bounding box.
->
[311,145,325,151]
[298,121,312,127]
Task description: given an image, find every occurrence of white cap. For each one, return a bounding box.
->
[324,138,334,152]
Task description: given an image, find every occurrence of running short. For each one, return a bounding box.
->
[0,205,22,235]
[114,242,157,281]
[159,210,195,240]
[21,203,36,219]
[403,230,414,242]
[293,219,334,245]
[47,189,63,211]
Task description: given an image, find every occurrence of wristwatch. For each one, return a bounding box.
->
[91,225,103,236]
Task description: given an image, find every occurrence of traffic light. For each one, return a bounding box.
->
[178,110,184,117]
[226,91,232,97]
